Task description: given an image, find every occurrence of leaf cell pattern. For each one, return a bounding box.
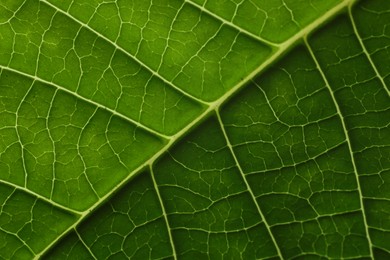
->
[0,0,389,259]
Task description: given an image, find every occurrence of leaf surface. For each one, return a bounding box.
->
[0,0,389,259]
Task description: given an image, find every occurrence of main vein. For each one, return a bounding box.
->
[34,0,355,257]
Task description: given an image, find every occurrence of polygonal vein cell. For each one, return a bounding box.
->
[188,0,342,43]
[44,172,174,260]
[351,0,390,93]
[219,45,373,259]
[0,183,77,259]
[309,12,390,255]
[2,0,204,135]
[0,69,166,211]
[44,0,273,102]
[153,117,280,259]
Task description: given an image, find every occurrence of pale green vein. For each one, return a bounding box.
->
[185,0,278,47]
[150,166,178,260]
[133,0,152,57]
[47,89,58,201]
[244,140,347,176]
[39,0,209,106]
[35,1,357,257]
[0,65,169,140]
[208,0,356,111]
[170,22,226,94]
[156,1,186,74]
[35,6,56,78]
[0,0,28,26]
[349,4,390,96]
[34,106,215,259]
[0,227,35,256]
[305,37,374,258]
[74,229,98,260]
[363,197,390,202]
[171,222,264,234]
[14,79,34,188]
[0,179,82,215]
[79,107,101,201]
[216,110,283,259]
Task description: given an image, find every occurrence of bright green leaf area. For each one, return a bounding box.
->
[0,0,389,259]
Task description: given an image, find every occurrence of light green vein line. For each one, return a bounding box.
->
[150,167,178,260]
[39,0,209,106]
[216,111,283,259]
[0,179,82,215]
[76,107,101,201]
[171,222,264,234]
[34,1,355,257]
[208,0,355,110]
[156,1,186,73]
[349,4,390,96]
[0,189,34,256]
[0,227,35,256]
[47,89,58,201]
[305,38,374,258]
[0,0,27,26]
[184,0,278,47]
[34,106,216,259]
[244,140,347,176]
[0,65,170,140]
[363,197,390,202]
[74,229,98,260]
[14,79,34,188]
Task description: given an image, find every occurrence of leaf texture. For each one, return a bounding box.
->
[0,0,389,259]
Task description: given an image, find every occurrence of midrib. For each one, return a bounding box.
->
[33,0,357,258]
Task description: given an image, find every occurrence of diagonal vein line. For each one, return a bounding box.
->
[34,1,355,257]
[207,0,354,110]
[0,226,35,255]
[0,65,169,140]
[156,1,186,73]
[216,111,283,259]
[0,188,36,255]
[244,140,347,176]
[305,38,374,258]
[150,167,178,260]
[184,0,278,47]
[349,5,390,97]
[47,88,58,201]
[0,179,82,215]
[39,0,209,106]
[14,77,34,188]
[74,229,98,260]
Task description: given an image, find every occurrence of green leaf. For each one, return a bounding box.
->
[0,0,389,259]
